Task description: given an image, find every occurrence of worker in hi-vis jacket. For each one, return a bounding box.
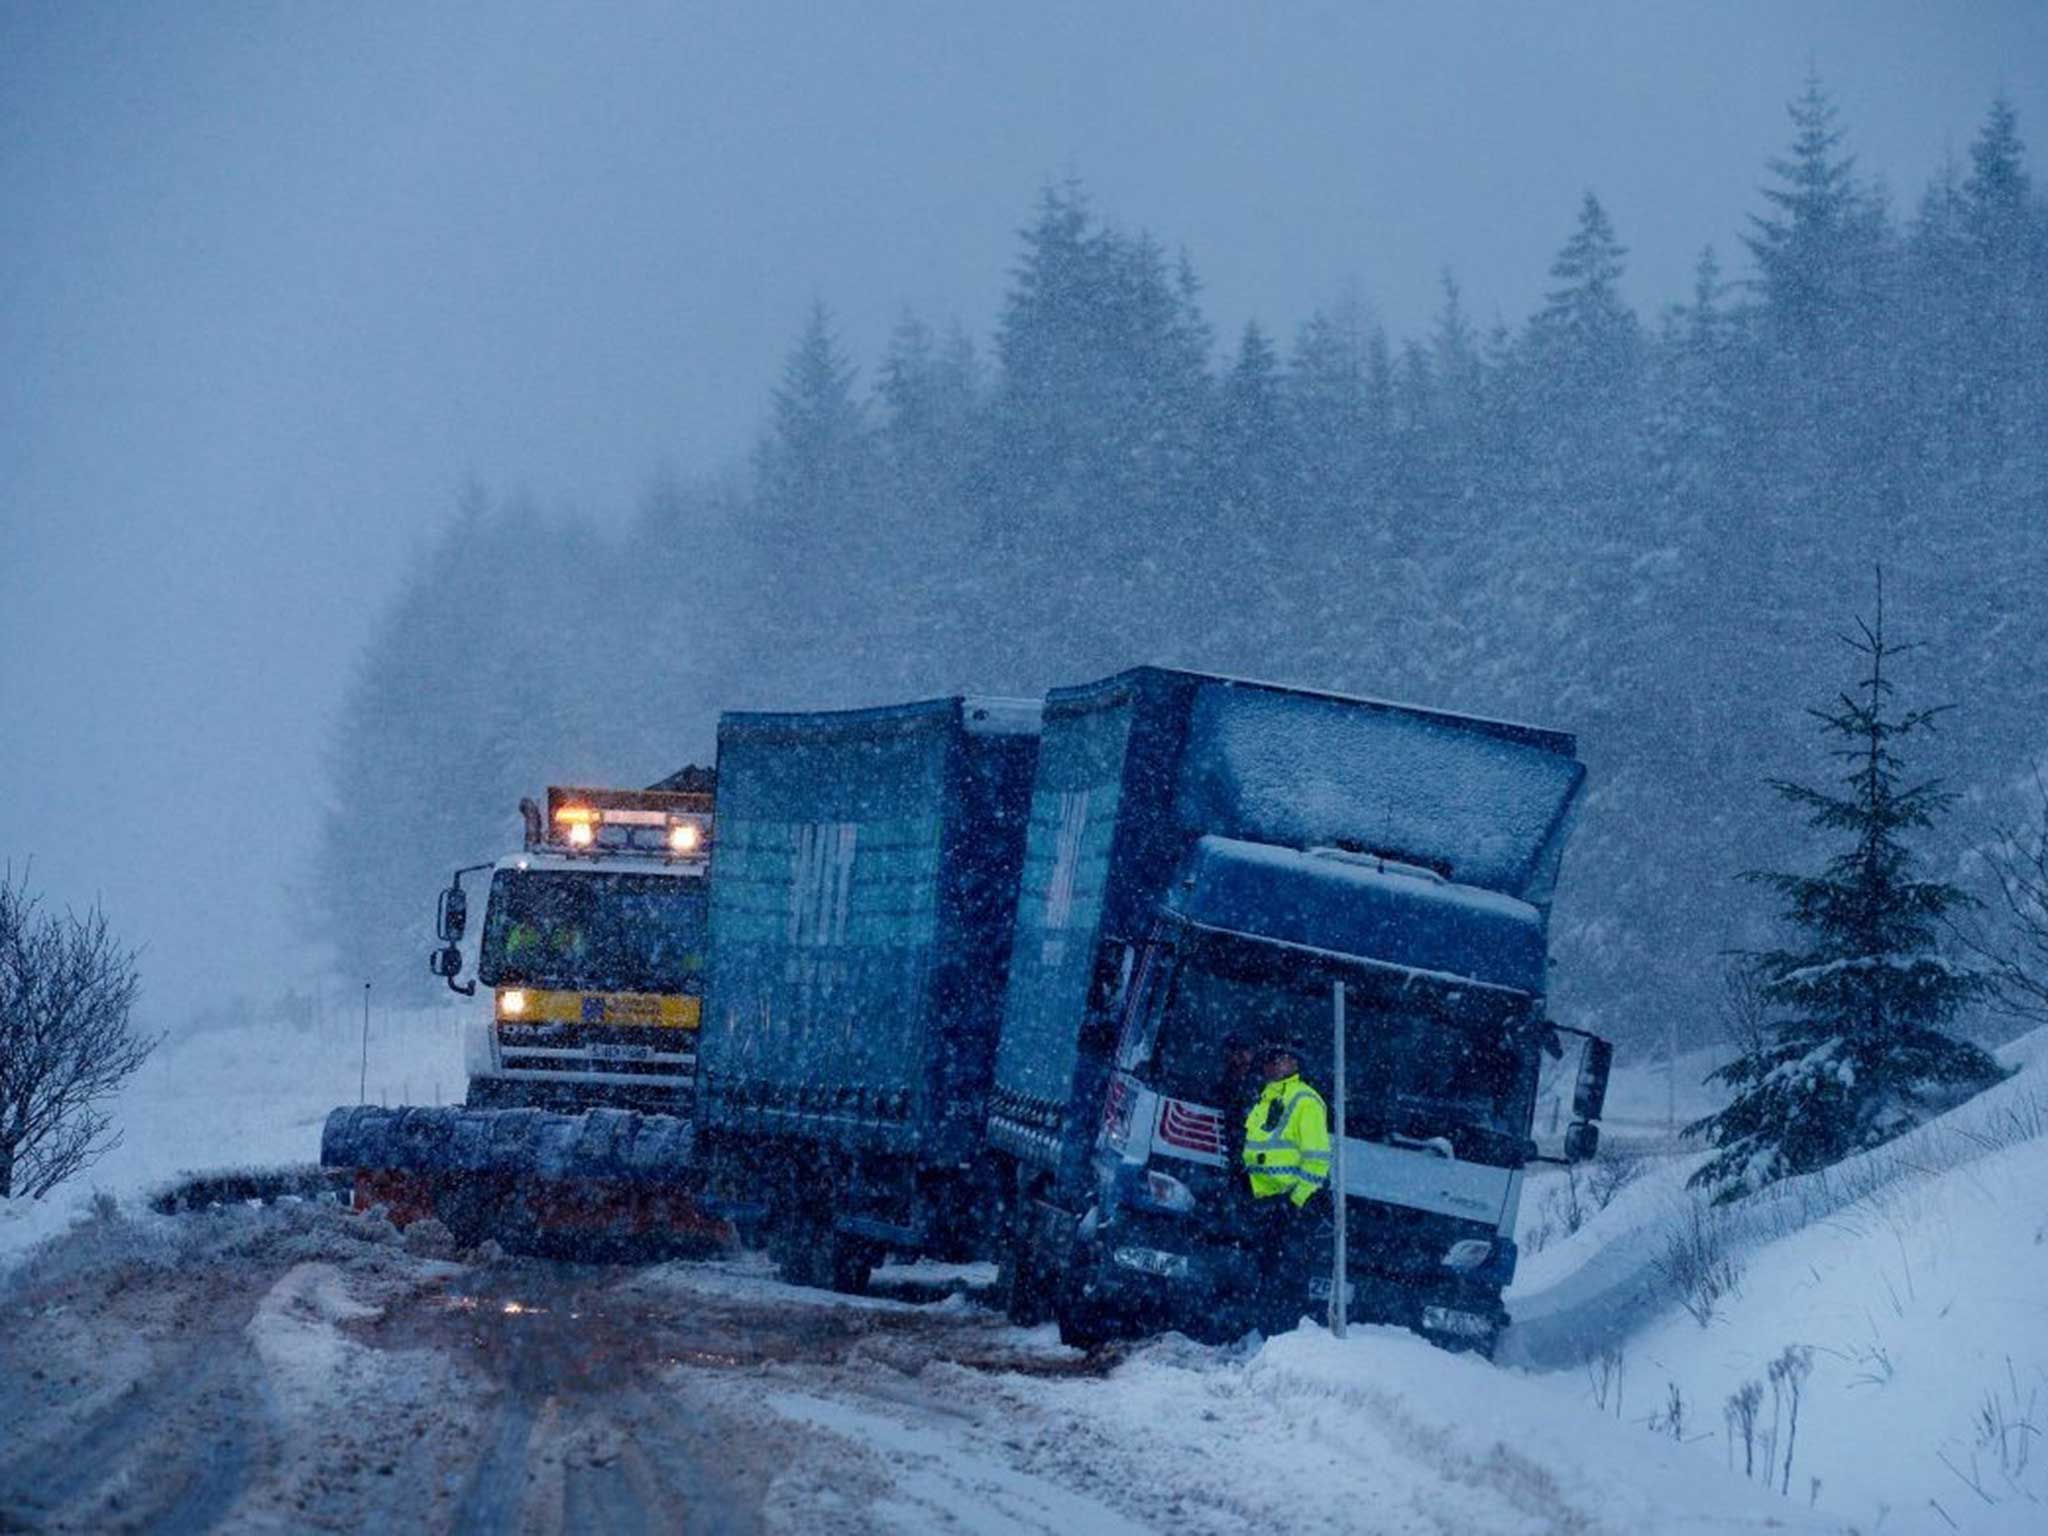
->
[1240,1035,1331,1336]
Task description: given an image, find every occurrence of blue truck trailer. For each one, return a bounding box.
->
[323,667,1608,1353]
[694,693,1040,1292]
[982,667,1609,1351]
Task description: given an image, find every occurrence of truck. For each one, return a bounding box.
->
[430,771,716,1110]
[980,668,1609,1353]
[694,694,1040,1292]
[325,668,1608,1352]
[346,771,723,1246]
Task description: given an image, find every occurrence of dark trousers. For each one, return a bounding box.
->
[1245,1195,1316,1337]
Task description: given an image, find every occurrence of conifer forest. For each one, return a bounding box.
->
[321,78,2048,1054]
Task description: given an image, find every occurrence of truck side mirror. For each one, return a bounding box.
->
[429,943,475,996]
[1564,1120,1600,1163]
[1573,1036,1613,1122]
[436,884,468,942]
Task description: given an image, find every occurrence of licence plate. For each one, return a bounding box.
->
[588,1043,654,1062]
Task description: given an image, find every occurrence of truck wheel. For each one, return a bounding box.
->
[826,1234,875,1296]
[1055,1288,1115,1351]
[769,1209,825,1288]
[1053,1254,1120,1351]
[772,1209,872,1294]
[998,1238,1052,1327]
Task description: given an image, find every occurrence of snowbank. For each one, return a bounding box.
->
[729,1320,1845,1532]
[660,1249,1844,1534]
[1,1005,463,1273]
[1503,1027,2048,1534]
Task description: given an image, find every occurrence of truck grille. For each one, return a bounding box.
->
[496,1022,696,1079]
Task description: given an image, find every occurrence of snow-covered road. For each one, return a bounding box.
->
[0,1200,1844,1535]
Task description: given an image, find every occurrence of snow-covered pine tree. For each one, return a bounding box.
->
[1686,575,2007,1201]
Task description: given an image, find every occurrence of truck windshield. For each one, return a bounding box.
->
[477,869,708,994]
[1143,939,1538,1165]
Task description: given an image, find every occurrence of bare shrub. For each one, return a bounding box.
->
[1586,1144,1645,1211]
[1650,1380,1687,1441]
[0,867,155,1198]
[1725,1379,1763,1479]
[1532,1143,1642,1250]
[1654,1198,1744,1326]
[1769,1345,1814,1496]
[1972,1358,2042,1489]
[1586,1342,1625,1418]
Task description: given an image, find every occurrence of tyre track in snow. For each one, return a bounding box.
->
[0,1245,273,1533]
[0,1208,476,1532]
[414,1263,771,1535]
[0,1209,1128,1534]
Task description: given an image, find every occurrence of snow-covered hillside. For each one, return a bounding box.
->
[1504,1029,2048,1534]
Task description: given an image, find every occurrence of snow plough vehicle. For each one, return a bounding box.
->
[323,669,1610,1351]
[325,770,727,1251]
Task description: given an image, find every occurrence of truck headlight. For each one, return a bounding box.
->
[1422,1304,1495,1340]
[1443,1239,1493,1272]
[498,988,528,1018]
[1141,1169,1196,1214]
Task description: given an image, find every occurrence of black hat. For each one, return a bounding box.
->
[1257,1035,1307,1061]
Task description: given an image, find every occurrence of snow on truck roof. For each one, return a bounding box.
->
[1167,834,1550,996]
[718,693,1042,742]
[1022,666,1583,907]
[1047,665,1578,758]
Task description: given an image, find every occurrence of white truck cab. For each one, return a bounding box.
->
[431,778,713,1111]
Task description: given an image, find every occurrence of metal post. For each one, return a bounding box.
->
[359,981,371,1105]
[1331,979,1348,1339]
[1667,1010,1678,1135]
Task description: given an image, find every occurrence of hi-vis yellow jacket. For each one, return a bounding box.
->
[1242,1074,1332,1207]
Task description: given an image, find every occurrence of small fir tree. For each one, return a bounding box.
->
[1687,577,2007,1200]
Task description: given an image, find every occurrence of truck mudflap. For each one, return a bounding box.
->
[321,1105,728,1254]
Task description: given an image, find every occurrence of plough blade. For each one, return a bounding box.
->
[320,1104,726,1256]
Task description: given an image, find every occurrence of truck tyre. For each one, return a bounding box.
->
[826,1234,875,1296]
[1054,1286,1115,1351]
[769,1207,824,1288]
[771,1206,873,1294]
[1053,1251,1120,1351]
[998,1237,1053,1327]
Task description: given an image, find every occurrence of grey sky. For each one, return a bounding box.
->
[4,1,2043,1026]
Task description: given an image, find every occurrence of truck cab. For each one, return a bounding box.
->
[1058,837,1611,1353]
[431,778,714,1111]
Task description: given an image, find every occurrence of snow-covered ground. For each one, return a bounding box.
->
[647,1256,1842,1534]
[7,1017,2042,1531]
[0,1004,464,1267]
[1505,1028,2048,1534]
